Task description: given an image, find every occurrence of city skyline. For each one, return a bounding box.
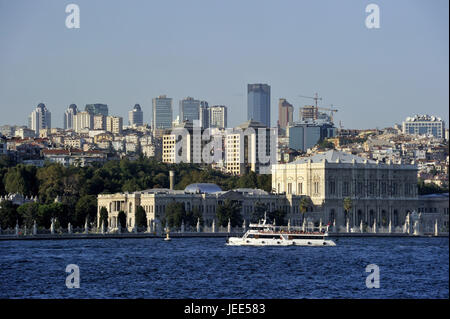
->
[0,0,448,129]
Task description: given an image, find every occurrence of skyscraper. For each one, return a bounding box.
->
[152,95,173,130]
[247,84,271,127]
[64,104,78,130]
[179,97,200,123]
[199,101,209,129]
[278,98,293,131]
[28,103,51,134]
[85,104,109,117]
[128,104,144,127]
[209,105,227,129]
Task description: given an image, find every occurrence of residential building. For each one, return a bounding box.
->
[73,111,93,132]
[162,121,203,164]
[247,84,271,127]
[28,103,51,135]
[93,115,106,130]
[225,120,275,175]
[106,116,123,135]
[209,105,227,129]
[402,115,445,139]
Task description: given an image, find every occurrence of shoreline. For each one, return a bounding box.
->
[0,232,448,241]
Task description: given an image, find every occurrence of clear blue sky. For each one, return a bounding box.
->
[0,0,448,129]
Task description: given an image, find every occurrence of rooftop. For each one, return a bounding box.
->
[184,183,222,194]
[291,150,377,164]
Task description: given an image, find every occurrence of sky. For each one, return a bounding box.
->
[0,0,448,129]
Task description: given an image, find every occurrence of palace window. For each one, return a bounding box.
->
[288,183,292,195]
[343,182,350,196]
[314,182,320,194]
[392,183,398,196]
[298,182,303,195]
[329,181,336,195]
[381,182,387,196]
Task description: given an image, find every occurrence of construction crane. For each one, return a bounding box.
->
[318,104,339,123]
[298,93,322,119]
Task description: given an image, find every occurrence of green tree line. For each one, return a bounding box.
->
[0,158,272,228]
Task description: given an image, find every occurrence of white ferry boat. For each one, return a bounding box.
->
[226,217,336,247]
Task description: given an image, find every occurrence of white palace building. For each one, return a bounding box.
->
[97,150,449,234]
[272,150,448,232]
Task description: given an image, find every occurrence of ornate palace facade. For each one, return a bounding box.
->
[271,150,420,229]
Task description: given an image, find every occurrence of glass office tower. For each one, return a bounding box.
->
[247,83,271,127]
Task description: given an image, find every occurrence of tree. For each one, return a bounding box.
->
[99,207,109,228]
[4,165,37,196]
[37,164,65,203]
[165,202,186,228]
[0,200,20,228]
[343,197,353,220]
[268,209,287,226]
[135,206,147,228]
[299,196,312,223]
[256,174,272,192]
[250,201,267,223]
[152,172,168,188]
[216,199,242,227]
[238,171,258,189]
[417,178,448,195]
[317,138,335,150]
[74,195,97,227]
[17,202,40,228]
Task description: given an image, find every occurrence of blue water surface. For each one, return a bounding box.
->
[0,237,448,298]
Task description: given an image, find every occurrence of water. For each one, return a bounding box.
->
[0,237,448,298]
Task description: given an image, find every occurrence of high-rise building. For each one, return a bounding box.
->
[64,104,78,130]
[225,120,275,175]
[93,115,106,130]
[278,98,293,130]
[128,104,143,127]
[179,97,200,123]
[199,101,210,129]
[152,95,173,130]
[28,103,51,135]
[402,115,445,139]
[106,116,123,134]
[247,83,271,127]
[85,104,109,117]
[287,119,336,152]
[162,121,205,164]
[209,105,227,129]
[73,111,93,133]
